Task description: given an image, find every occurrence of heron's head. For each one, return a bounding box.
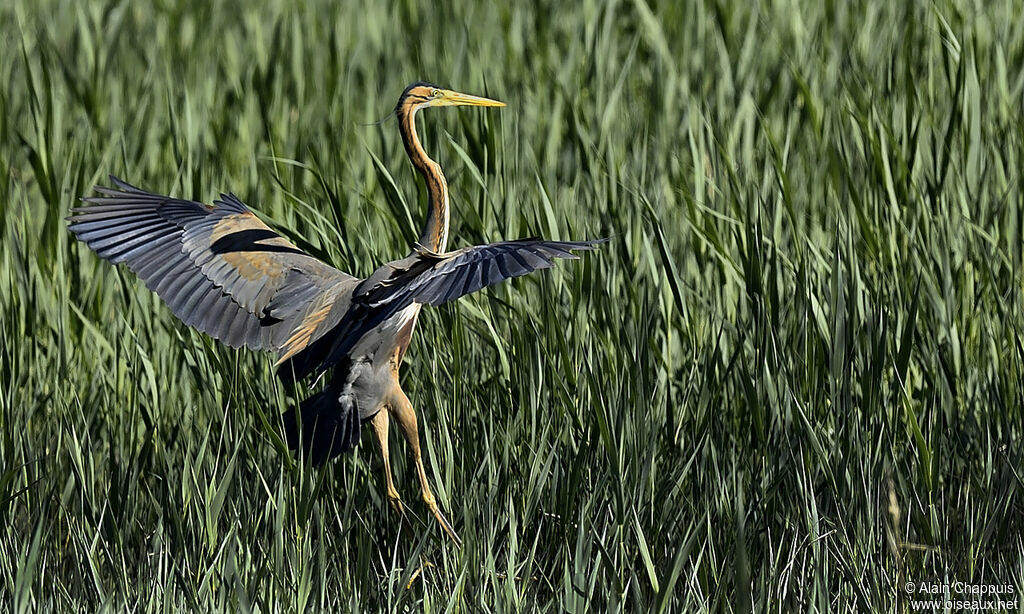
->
[397,82,505,114]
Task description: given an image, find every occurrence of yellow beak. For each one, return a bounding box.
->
[436,90,506,108]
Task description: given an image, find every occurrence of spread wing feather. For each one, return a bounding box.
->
[281,238,603,380]
[69,176,357,354]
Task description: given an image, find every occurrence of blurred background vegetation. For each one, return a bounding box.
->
[2,0,1023,611]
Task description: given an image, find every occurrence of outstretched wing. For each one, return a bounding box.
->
[69,176,357,353]
[282,238,603,380]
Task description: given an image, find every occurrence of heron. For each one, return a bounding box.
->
[68,82,601,546]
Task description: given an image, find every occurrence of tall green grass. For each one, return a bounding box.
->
[2,0,1023,611]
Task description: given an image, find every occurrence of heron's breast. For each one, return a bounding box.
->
[391,305,421,366]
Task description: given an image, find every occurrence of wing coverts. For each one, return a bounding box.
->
[68,176,356,354]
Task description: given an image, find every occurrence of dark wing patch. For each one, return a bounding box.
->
[282,238,604,380]
[69,176,357,352]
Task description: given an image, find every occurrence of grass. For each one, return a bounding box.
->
[2,0,1023,611]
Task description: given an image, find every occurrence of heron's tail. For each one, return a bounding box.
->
[281,388,360,465]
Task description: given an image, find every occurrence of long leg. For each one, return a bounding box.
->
[368,410,403,514]
[388,385,462,547]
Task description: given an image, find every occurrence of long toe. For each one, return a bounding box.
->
[428,501,462,547]
[388,492,405,516]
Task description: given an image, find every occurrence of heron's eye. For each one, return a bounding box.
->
[431,89,442,98]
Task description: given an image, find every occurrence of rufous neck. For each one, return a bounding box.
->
[399,107,449,252]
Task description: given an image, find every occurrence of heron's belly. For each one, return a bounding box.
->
[345,304,421,420]
[343,359,391,420]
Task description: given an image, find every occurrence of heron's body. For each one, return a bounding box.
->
[335,302,419,424]
[68,82,601,545]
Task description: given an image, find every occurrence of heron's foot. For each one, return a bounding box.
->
[406,558,435,589]
[387,488,405,516]
[424,492,462,547]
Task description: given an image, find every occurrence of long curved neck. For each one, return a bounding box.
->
[398,106,449,253]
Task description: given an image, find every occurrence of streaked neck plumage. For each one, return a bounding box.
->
[398,106,449,253]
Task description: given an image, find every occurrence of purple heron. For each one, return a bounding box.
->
[68,82,601,545]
